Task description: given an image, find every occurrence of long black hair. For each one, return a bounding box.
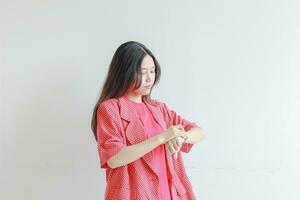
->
[91,41,161,141]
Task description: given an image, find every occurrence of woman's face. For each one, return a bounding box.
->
[131,55,156,96]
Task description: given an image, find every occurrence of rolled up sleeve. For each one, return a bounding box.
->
[97,101,127,168]
[159,101,201,153]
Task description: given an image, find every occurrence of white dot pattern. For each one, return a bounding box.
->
[97,96,201,199]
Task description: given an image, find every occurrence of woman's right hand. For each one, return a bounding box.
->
[161,125,188,143]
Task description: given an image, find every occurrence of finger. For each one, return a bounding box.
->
[177,131,188,139]
[182,132,188,139]
[171,139,179,151]
[177,136,186,144]
[165,143,171,154]
[168,146,175,154]
[168,143,176,153]
[166,142,172,153]
[173,152,178,159]
[175,137,182,148]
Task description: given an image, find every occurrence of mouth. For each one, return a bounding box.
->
[145,85,152,89]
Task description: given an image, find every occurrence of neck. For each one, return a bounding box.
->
[125,92,143,103]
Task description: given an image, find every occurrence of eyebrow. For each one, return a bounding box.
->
[141,66,155,70]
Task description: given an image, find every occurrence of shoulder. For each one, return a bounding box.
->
[148,98,169,111]
[147,98,163,106]
[97,98,119,112]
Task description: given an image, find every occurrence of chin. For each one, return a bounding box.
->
[138,89,151,96]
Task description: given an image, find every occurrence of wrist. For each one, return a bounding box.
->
[157,134,166,144]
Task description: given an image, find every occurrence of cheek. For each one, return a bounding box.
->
[152,73,156,80]
[142,75,147,83]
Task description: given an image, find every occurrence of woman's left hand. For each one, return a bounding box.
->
[165,135,187,159]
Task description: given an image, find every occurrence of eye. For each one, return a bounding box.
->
[150,71,155,73]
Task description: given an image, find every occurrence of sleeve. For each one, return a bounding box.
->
[97,101,127,168]
[159,101,201,153]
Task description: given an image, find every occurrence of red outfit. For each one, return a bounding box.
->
[97,95,201,199]
[129,99,171,199]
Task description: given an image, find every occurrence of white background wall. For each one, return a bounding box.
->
[1,0,300,199]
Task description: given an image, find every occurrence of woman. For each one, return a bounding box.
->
[91,41,205,200]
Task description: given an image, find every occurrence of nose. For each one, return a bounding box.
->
[145,72,152,82]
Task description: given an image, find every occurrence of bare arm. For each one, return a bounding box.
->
[107,134,164,169]
[107,125,186,169]
[165,127,206,158]
[184,127,205,144]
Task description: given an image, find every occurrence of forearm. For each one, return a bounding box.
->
[107,134,165,169]
[184,127,205,144]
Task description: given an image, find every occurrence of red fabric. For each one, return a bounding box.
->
[129,99,171,200]
[97,95,201,200]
